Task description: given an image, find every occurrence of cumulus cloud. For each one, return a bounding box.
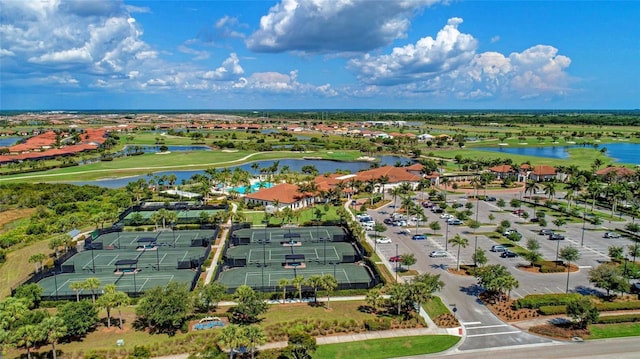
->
[348,18,477,85]
[202,53,244,81]
[178,45,210,61]
[345,18,572,101]
[0,0,156,78]
[246,0,442,53]
[230,70,337,97]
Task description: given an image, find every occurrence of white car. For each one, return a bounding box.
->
[375,237,392,244]
[429,250,448,258]
[440,213,454,219]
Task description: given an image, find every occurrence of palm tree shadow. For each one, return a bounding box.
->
[459,284,485,304]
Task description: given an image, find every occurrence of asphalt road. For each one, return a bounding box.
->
[404,336,640,359]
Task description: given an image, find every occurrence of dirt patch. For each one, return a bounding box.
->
[447,268,470,276]
[516,263,579,273]
[479,292,541,322]
[0,208,34,231]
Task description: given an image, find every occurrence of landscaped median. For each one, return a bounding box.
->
[315,335,460,359]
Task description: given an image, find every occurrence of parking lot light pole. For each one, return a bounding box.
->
[445,221,449,251]
[581,200,587,246]
[395,243,399,282]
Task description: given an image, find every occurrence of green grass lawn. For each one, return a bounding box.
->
[315,335,460,359]
[587,323,640,339]
[422,296,451,318]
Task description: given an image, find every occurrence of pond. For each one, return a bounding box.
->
[473,142,640,165]
[69,155,413,188]
[0,137,23,147]
[121,145,211,153]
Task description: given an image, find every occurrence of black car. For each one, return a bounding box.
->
[501,251,518,258]
[549,233,565,240]
[486,196,497,202]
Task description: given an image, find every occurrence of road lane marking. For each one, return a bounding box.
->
[461,321,482,326]
[467,331,521,338]
[465,324,510,330]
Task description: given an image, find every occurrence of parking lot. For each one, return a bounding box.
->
[366,191,638,298]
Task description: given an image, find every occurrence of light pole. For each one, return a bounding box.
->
[474,200,480,259]
[395,243,399,282]
[445,220,450,251]
[262,217,268,291]
[90,244,96,273]
[53,263,58,300]
[133,269,137,295]
[555,240,561,269]
[581,200,587,246]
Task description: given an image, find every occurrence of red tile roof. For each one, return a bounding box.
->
[489,165,515,173]
[532,165,556,176]
[595,166,636,177]
[353,165,422,183]
[244,183,303,204]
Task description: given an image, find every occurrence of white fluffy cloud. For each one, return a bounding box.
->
[246,0,441,53]
[346,18,572,100]
[203,53,244,81]
[348,18,477,85]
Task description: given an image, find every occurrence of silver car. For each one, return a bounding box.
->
[429,250,448,258]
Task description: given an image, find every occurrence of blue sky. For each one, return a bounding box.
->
[1,0,638,110]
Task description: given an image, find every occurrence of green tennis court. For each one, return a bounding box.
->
[218,226,376,292]
[94,229,215,249]
[121,209,223,225]
[36,230,211,300]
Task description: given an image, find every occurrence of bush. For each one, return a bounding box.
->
[364,318,391,331]
[538,305,566,315]
[596,301,640,311]
[597,313,640,324]
[514,293,582,309]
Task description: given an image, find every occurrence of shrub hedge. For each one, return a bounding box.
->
[538,305,567,315]
[514,293,581,309]
[596,301,640,311]
[597,313,640,324]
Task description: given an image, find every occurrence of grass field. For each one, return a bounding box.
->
[314,335,460,359]
[588,323,640,339]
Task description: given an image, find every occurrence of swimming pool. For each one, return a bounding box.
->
[228,182,273,194]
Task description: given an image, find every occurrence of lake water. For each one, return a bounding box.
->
[0,137,22,147]
[122,145,211,153]
[473,142,640,164]
[70,155,413,188]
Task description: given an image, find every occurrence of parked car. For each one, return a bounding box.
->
[491,245,507,252]
[501,251,518,258]
[549,233,565,240]
[539,229,554,235]
[412,234,426,240]
[486,196,497,202]
[447,218,463,225]
[512,209,526,216]
[389,255,402,262]
[503,229,519,236]
[441,213,454,219]
[432,207,444,213]
[376,237,392,244]
[429,250,448,258]
[399,228,411,235]
[604,232,621,239]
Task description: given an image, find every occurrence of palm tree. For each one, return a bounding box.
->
[28,253,46,274]
[244,325,267,359]
[321,274,338,309]
[83,277,101,304]
[305,275,324,303]
[278,278,290,304]
[365,288,385,313]
[291,275,305,302]
[543,180,557,199]
[448,234,469,271]
[218,324,246,359]
[386,283,409,315]
[524,179,538,199]
[69,281,84,302]
[559,246,581,293]
[39,316,67,359]
[390,187,402,212]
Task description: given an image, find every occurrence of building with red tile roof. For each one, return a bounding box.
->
[243,183,310,210]
[488,164,516,179]
[595,166,637,179]
[530,165,557,181]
